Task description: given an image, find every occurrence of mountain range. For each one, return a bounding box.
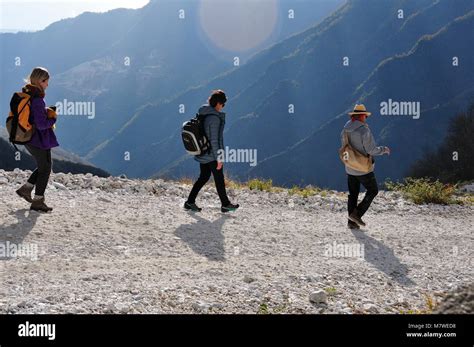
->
[1,0,472,189]
[90,0,474,189]
[0,0,341,156]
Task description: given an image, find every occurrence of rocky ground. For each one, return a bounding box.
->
[0,169,472,314]
[434,283,473,314]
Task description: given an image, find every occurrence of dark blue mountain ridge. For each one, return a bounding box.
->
[246,9,474,189]
[0,0,341,156]
[91,0,473,189]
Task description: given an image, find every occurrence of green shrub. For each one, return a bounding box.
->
[288,185,320,198]
[257,302,269,314]
[398,293,438,314]
[386,178,458,205]
[224,177,246,190]
[248,178,273,192]
[325,287,337,296]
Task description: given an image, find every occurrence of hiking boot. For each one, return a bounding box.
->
[347,220,360,229]
[30,198,53,213]
[184,201,202,212]
[221,203,239,213]
[16,184,34,203]
[349,211,366,226]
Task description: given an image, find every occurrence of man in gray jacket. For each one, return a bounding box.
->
[341,104,390,229]
[185,90,239,213]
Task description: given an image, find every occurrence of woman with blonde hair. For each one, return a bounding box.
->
[15,67,59,212]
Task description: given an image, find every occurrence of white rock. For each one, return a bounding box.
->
[192,302,210,312]
[363,303,379,313]
[459,183,474,193]
[342,307,353,314]
[309,290,327,304]
[52,182,67,190]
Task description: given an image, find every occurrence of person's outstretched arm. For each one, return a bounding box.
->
[362,128,388,156]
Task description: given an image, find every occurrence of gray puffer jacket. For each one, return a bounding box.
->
[341,120,387,176]
[195,104,226,164]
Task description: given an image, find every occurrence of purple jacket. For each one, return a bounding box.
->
[28,97,59,150]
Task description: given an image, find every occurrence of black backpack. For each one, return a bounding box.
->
[181,113,211,156]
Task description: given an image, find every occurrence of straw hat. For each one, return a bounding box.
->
[348,104,372,116]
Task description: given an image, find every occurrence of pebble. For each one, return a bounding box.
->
[363,303,379,313]
[244,275,256,284]
[192,302,210,312]
[52,182,67,190]
[309,290,328,304]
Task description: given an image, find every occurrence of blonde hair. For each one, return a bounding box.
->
[25,67,50,89]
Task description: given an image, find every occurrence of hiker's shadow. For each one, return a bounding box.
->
[0,209,39,261]
[351,229,416,286]
[174,213,228,261]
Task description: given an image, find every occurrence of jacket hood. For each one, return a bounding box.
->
[343,120,366,132]
[198,104,225,118]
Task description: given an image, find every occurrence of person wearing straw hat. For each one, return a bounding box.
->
[340,104,390,229]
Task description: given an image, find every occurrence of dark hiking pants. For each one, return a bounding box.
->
[347,172,379,218]
[25,144,52,197]
[187,161,230,206]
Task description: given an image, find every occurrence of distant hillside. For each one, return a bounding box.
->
[248,7,474,189]
[0,137,110,177]
[87,0,473,190]
[0,0,342,156]
[408,102,474,183]
[3,0,471,189]
[0,127,97,166]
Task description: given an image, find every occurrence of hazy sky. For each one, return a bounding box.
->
[0,0,150,32]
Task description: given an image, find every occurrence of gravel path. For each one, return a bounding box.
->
[0,170,472,314]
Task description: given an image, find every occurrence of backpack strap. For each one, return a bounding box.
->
[198,113,222,155]
[201,113,222,125]
[197,113,223,132]
[8,94,22,143]
[342,130,350,146]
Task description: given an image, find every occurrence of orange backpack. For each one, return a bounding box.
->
[6,92,35,149]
